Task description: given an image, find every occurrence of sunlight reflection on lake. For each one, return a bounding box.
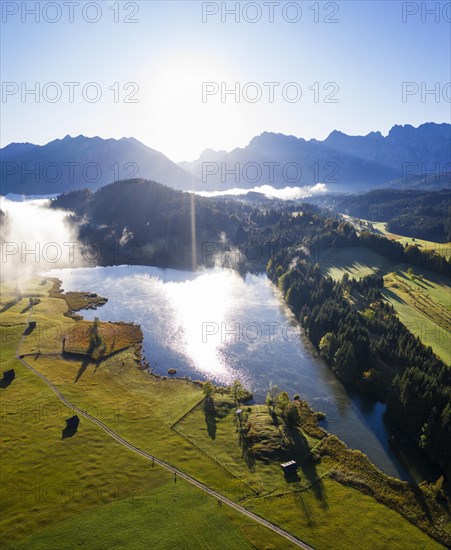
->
[44,264,438,482]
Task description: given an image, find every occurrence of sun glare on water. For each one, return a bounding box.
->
[164,269,245,383]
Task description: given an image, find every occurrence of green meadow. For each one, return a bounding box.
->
[371,222,451,259]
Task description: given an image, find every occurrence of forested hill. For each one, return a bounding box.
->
[51,179,252,269]
[318,189,451,242]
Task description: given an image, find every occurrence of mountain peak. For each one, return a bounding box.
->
[199,148,227,160]
[248,132,302,150]
[388,124,415,138]
[325,130,348,142]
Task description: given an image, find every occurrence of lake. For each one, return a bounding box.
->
[45,264,439,482]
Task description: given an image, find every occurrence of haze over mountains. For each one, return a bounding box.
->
[1,123,449,195]
[0,135,195,195]
[184,122,451,192]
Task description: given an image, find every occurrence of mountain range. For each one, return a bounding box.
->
[183,122,451,192]
[0,135,195,195]
[1,123,449,195]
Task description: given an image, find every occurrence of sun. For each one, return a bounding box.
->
[137,51,241,161]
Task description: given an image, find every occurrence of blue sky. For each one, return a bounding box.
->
[1,0,450,161]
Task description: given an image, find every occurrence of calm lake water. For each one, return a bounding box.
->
[45,264,438,482]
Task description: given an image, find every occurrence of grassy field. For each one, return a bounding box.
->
[371,222,451,259]
[12,484,281,550]
[0,279,447,549]
[315,245,450,365]
[383,271,450,364]
[341,216,451,259]
[316,245,393,280]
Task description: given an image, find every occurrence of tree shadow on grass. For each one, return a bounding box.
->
[292,488,314,527]
[417,278,433,288]
[382,288,406,305]
[269,410,279,426]
[0,297,21,314]
[411,483,433,523]
[74,331,107,382]
[238,429,256,472]
[289,427,328,509]
[93,343,108,374]
[22,322,36,336]
[74,357,91,383]
[203,396,217,440]
[93,357,103,375]
[68,347,108,382]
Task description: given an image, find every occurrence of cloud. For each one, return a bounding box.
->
[195,183,328,200]
[0,196,81,290]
